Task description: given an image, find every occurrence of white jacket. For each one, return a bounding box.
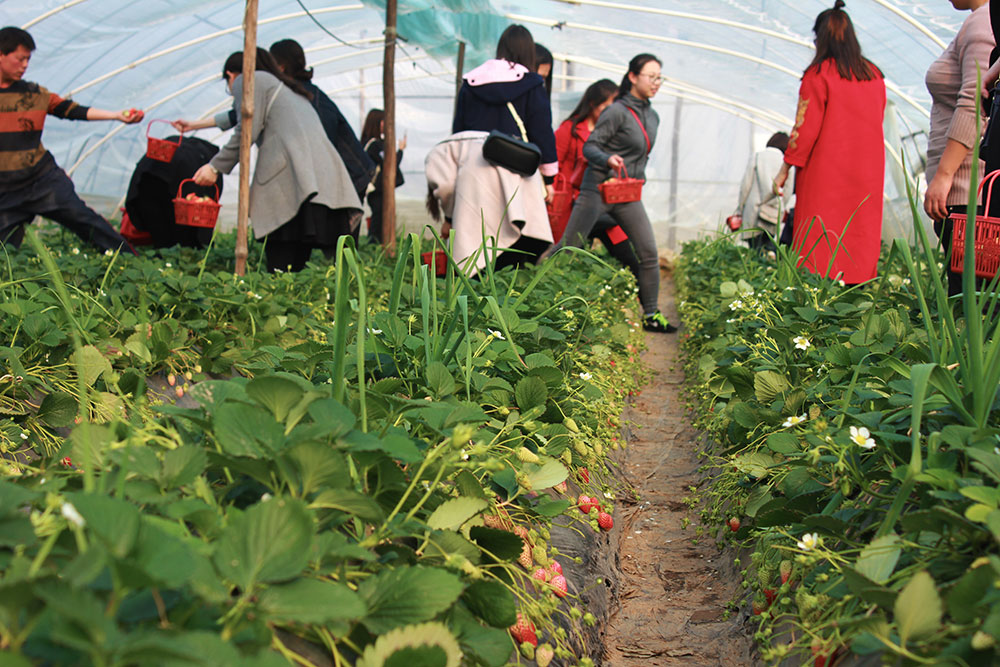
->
[736,146,792,230]
[425,131,553,274]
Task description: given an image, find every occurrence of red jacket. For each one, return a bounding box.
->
[554,118,591,197]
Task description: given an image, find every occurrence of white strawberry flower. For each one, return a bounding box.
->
[488,329,505,340]
[782,414,807,428]
[579,372,592,381]
[793,336,811,350]
[729,300,744,311]
[61,502,85,528]
[849,426,876,450]
[796,532,820,551]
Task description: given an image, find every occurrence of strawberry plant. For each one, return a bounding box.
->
[0,227,644,665]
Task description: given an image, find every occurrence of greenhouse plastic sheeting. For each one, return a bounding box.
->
[2,1,970,247]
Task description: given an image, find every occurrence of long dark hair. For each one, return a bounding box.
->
[535,43,553,96]
[496,24,535,70]
[270,38,313,82]
[807,0,882,81]
[619,53,661,98]
[223,48,313,100]
[361,109,384,145]
[566,79,618,138]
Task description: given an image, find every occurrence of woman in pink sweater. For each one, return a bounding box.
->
[924,0,994,295]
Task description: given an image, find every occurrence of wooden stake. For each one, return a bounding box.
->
[380,0,398,255]
[235,0,258,276]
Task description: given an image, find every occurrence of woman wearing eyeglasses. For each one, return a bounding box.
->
[547,53,674,333]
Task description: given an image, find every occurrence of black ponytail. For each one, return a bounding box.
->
[618,53,662,98]
[223,48,314,101]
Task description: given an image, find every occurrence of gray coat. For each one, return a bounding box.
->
[581,94,659,192]
[210,71,361,239]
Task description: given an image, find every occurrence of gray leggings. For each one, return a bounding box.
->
[560,188,660,314]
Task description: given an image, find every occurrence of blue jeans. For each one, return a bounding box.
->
[0,166,132,253]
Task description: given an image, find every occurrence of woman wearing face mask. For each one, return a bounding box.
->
[545,54,673,333]
[773,0,886,285]
[924,0,993,295]
[190,49,362,272]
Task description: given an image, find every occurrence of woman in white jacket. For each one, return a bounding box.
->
[734,131,791,251]
[425,131,550,275]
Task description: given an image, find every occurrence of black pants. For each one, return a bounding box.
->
[265,240,313,273]
[494,236,550,272]
[367,192,384,243]
[0,166,133,253]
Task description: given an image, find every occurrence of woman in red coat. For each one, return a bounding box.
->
[774,0,885,284]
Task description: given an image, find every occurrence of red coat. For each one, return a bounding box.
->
[554,119,590,197]
[785,60,886,284]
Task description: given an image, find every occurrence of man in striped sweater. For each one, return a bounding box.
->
[0,26,144,253]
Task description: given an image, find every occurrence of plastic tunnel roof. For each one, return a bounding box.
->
[3,0,972,247]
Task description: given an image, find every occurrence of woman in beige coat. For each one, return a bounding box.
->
[193,49,362,272]
[425,131,552,275]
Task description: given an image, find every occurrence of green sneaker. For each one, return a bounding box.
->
[642,311,677,333]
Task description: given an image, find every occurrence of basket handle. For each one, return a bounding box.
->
[615,164,629,180]
[980,169,1000,212]
[147,119,182,144]
[176,178,218,201]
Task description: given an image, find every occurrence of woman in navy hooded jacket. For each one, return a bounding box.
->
[452,24,557,269]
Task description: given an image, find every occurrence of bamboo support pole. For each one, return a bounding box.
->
[235,0,257,276]
[380,0,398,255]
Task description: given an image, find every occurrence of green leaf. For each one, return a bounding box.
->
[469,526,523,561]
[454,471,487,500]
[427,497,488,531]
[283,442,350,495]
[733,452,775,479]
[719,281,738,297]
[894,571,942,643]
[306,398,357,437]
[257,578,366,623]
[461,580,517,628]
[855,534,901,584]
[426,362,457,398]
[524,457,568,490]
[160,446,206,488]
[0,479,38,516]
[36,392,77,427]
[358,567,464,634]
[71,344,112,387]
[959,485,1000,508]
[68,492,141,558]
[533,500,572,517]
[514,376,547,411]
[766,432,799,454]
[754,371,789,403]
[246,375,305,423]
[421,530,480,565]
[356,622,462,667]
[131,518,197,588]
[213,402,285,457]
[311,489,384,523]
[213,497,313,591]
[947,563,996,623]
[966,503,994,523]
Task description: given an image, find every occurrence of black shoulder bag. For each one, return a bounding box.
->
[482,102,541,177]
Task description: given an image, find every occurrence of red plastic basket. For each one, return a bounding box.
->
[422,250,448,276]
[173,179,221,228]
[546,173,574,243]
[598,165,643,204]
[949,170,1000,278]
[146,120,182,163]
[118,208,153,246]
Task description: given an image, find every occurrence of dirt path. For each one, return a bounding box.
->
[602,277,759,666]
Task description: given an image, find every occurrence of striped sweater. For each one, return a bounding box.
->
[0,80,90,189]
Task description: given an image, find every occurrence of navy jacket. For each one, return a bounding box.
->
[452,66,557,177]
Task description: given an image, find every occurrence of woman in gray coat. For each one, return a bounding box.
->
[193,49,362,272]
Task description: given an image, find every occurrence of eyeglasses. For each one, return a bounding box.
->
[640,73,664,85]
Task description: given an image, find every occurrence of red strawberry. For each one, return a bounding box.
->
[60,457,73,468]
[532,567,549,584]
[728,517,741,532]
[554,481,568,494]
[510,613,538,647]
[580,467,590,483]
[779,560,792,585]
[578,495,598,514]
[752,598,766,615]
[518,541,533,570]
[763,588,777,606]
[550,574,568,597]
[597,512,613,531]
[549,560,562,575]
